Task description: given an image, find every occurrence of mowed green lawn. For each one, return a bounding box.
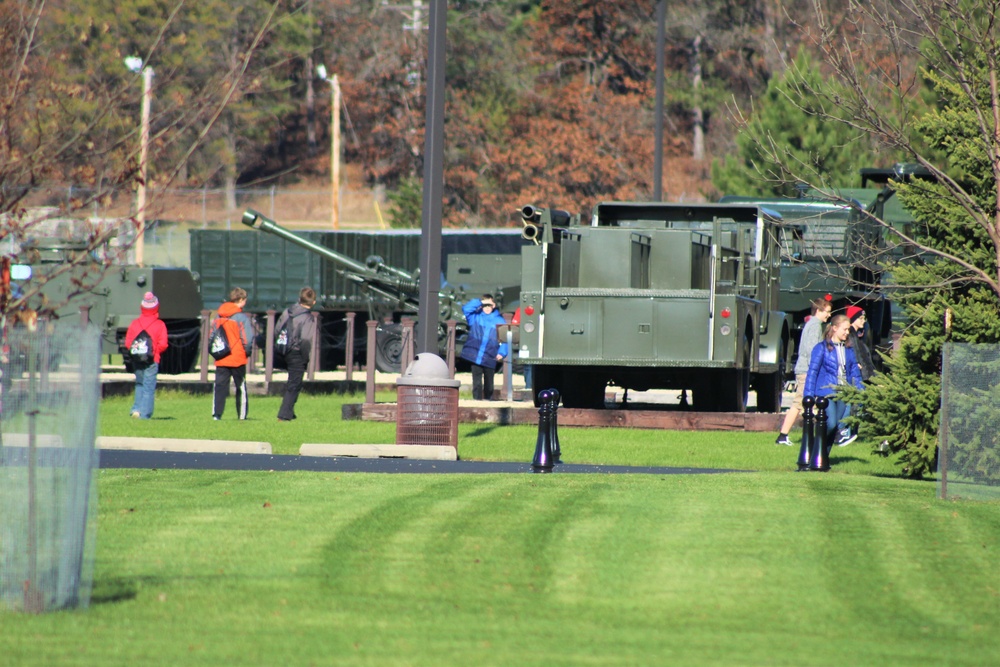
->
[1,391,998,666]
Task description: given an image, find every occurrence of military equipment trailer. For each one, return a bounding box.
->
[516,203,792,411]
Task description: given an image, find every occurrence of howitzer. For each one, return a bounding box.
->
[241,209,468,372]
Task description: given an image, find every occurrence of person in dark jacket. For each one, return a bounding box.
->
[460,295,508,400]
[211,287,254,420]
[276,287,317,421]
[846,305,875,381]
[804,314,864,447]
[124,291,169,419]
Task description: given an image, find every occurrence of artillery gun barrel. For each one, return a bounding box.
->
[241,209,369,276]
[241,210,469,320]
[242,209,381,278]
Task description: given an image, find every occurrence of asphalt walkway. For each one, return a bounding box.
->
[99,449,748,475]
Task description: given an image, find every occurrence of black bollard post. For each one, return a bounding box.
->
[810,396,830,471]
[532,388,555,472]
[548,388,562,464]
[797,396,815,471]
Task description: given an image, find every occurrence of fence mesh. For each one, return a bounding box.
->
[938,343,1000,501]
[0,324,101,612]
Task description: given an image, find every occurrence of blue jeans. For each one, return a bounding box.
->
[132,363,159,419]
[824,399,851,442]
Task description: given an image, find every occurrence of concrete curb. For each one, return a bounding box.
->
[97,436,272,454]
[299,443,457,461]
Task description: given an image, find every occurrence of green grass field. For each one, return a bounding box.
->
[2,391,998,666]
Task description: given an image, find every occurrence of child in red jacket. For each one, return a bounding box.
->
[124,292,169,419]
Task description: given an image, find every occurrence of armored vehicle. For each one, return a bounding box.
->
[722,164,936,363]
[5,213,203,374]
[516,202,792,411]
[239,210,524,372]
[719,194,890,361]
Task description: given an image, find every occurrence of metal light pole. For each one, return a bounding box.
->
[653,1,666,201]
[125,57,153,265]
[417,0,445,355]
[317,65,341,229]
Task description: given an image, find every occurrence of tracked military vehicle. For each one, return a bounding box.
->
[4,211,203,374]
[516,202,792,411]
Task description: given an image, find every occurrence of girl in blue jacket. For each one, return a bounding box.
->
[804,314,864,447]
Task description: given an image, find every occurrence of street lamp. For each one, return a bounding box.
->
[125,57,153,265]
[316,65,341,229]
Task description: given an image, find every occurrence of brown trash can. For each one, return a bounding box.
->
[395,353,461,450]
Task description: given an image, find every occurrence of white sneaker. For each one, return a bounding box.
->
[834,431,857,447]
[131,411,140,418]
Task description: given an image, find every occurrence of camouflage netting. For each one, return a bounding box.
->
[0,324,101,612]
[938,343,1000,501]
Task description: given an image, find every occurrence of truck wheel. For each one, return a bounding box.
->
[717,368,749,413]
[755,339,786,413]
[531,366,555,407]
[375,323,403,373]
[561,372,606,409]
[718,334,750,413]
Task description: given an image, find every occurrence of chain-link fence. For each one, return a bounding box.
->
[0,324,101,612]
[939,343,1000,501]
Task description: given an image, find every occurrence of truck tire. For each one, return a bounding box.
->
[531,366,555,407]
[717,368,749,413]
[560,371,606,409]
[717,333,751,413]
[755,339,787,413]
[375,323,403,373]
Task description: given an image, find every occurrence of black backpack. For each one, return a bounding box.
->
[209,320,233,360]
[274,311,305,356]
[129,330,154,367]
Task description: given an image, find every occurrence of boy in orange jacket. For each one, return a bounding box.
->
[211,287,254,420]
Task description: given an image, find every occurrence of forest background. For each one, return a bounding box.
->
[4,0,901,229]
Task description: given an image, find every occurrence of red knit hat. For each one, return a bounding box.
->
[846,305,864,323]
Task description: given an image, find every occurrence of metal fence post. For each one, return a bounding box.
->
[345,312,356,381]
[264,309,276,384]
[307,311,320,381]
[504,321,514,402]
[446,319,456,377]
[401,317,415,372]
[365,320,377,405]
[199,309,211,383]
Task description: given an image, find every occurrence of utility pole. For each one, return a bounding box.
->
[330,75,341,230]
[125,57,153,266]
[317,66,341,229]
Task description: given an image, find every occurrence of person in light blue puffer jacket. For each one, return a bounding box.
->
[460,295,508,400]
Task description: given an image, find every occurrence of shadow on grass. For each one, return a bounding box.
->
[464,425,500,438]
[90,577,139,604]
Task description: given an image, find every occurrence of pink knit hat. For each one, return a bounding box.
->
[141,292,159,309]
